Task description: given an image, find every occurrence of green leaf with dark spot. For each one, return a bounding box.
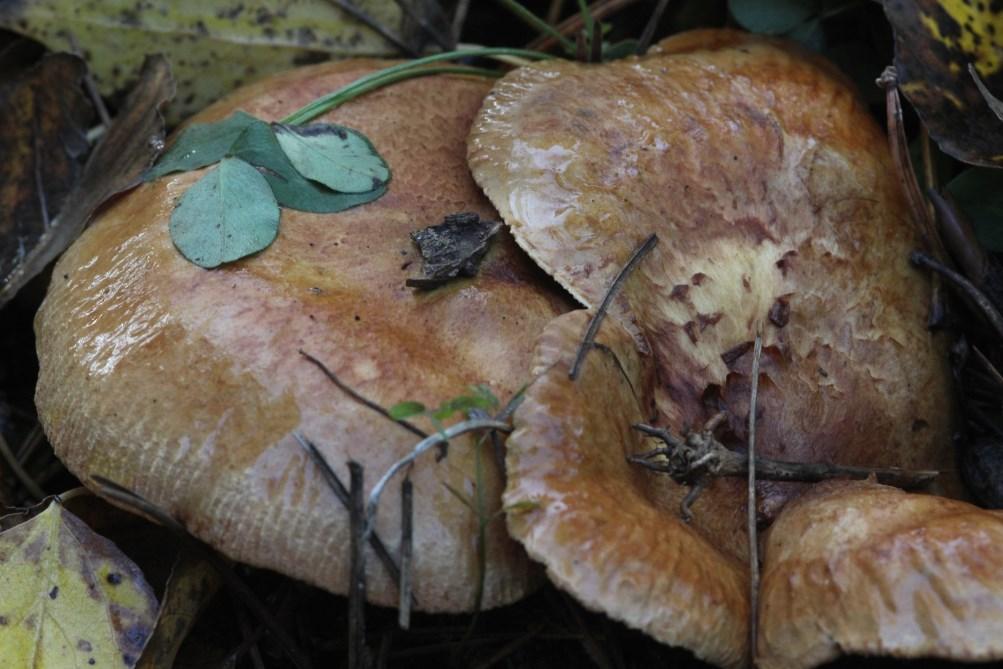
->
[169,157,279,268]
[388,401,426,420]
[273,123,391,193]
[728,0,815,34]
[145,111,258,181]
[947,168,1003,252]
[229,119,386,213]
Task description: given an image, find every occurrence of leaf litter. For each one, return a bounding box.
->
[0,501,158,669]
[0,54,174,309]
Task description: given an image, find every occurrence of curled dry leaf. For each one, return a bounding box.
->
[0,53,90,295]
[34,60,571,612]
[0,0,404,123]
[883,0,1003,166]
[0,501,158,668]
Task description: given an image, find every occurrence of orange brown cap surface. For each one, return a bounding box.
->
[759,481,1003,669]
[34,60,569,610]
[505,310,749,668]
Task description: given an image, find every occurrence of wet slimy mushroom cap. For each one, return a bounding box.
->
[35,61,569,611]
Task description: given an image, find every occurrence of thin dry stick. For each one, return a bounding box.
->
[547,0,565,24]
[67,33,112,127]
[452,0,472,42]
[629,425,939,492]
[0,430,45,500]
[569,234,658,380]
[928,189,987,284]
[876,68,941,257]
[636,0,670,54]
[393,0,453,50]
[91,477,313,669]
[300,349,428,440]
[747,332,763,664]
[364,419,512,538]
[972,345,1003,388]
[348,461,368,669]
[32,120,51,230]
[398,478,414,630]
[911,251,1003,341]
[527,0,644,51]
[327,0,419,56]
[294,432,417,606]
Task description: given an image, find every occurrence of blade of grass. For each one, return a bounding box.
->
[281,48,549,125]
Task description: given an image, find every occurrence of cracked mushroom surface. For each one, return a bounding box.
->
[469,28,992,666]
[34,61,570,611]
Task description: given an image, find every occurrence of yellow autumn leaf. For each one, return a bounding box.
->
[0,501,158,669]
[884,0,1003,165]
[0,0,402,123]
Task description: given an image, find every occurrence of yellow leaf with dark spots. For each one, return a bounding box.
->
[0,502,158,668]
[884,0,1003,166]
[0,0,403,123]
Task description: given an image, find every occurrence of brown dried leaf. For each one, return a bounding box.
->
[136,553,220,669]
[0,501,158,668]
[0,54,174,309]
[0,53,91,294]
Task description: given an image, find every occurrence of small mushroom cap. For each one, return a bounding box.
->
[506,310,749,669]
[35,61,569,610]
[469,29,956,543]
[759,480,1003,669]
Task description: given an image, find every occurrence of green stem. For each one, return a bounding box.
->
[494,0,576,53]
[281,47,552,125]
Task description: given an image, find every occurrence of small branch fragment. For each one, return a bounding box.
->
[747,332,762,666]
[629,423,939,514]
[398,477,414,630]
[299,350,428,439]
[294,433,417,607]
[911,251,1003,341]
[364,419,511,540]
[569,234,658,380]
[325,0,419,56]
[348,461,368,669]
[637,0,670,55]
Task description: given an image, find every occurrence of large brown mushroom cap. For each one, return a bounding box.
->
[759,481,1003,668]
[506,310,749,668]
[469,30,955,549]
[467,28,978,663]
[35,61,569,610]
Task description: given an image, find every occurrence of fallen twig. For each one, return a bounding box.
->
[636,0,670,54]
[300,349,428,440]
[911,251,1003,341]
[629,423,939,518]
[569,234,658,380]
[348,461,368,669]
[527,0,644,52]
[364,419,511,539]
[294,432,417,607]
[747,332,762,666]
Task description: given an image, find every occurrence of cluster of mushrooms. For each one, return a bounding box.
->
[34,28,1003,669]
